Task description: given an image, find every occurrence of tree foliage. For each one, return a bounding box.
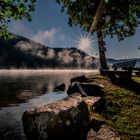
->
[0,0,36,38]
[56,0,140,41]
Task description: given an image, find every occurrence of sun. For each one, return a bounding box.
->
[77,34,93,54]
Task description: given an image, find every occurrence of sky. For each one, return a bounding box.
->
[8,0,140,59]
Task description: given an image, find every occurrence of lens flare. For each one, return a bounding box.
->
[77,34,95,55]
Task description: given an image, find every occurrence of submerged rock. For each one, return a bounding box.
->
[22,93,90,140]
[54,83,65,92]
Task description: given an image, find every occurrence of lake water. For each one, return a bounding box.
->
[0,69,97,140]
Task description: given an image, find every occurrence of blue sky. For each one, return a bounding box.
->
[8,0,140,59]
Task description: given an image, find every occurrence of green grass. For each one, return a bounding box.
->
[88,75,140,140]
[132,77,140,84]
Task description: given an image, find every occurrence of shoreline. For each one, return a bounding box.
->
[0,69,99,74]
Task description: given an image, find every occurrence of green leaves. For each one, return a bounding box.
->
[7,9,13,18]
[28,4,35,12]
[3,0,9,3]
[104,0,109,3]
[30,0,36,3]
[26,14,32,21]
[0,0,36,38]
[56,0,140,41]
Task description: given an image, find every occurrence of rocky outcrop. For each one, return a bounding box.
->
[87,125,121,140]
[67,82,104,97]
[22,75,121,140]
[22,93,104,140]
[67,82,87,96]
[22,93,103,140]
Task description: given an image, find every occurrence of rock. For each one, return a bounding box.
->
[22,93,90,140]
[83,96,101,107]
[87,128,97,140]
[92,97,106,113]
[99,84,104,88]
[67,82,104,97]
[70,75,87,83]
[67,82,87,97]
[87,125,121,140]
[54,83,65,92]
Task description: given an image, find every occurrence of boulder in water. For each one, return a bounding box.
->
[54,83,65,92]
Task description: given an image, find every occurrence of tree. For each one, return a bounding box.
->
[0,0,36,38]
[56,0,140,70]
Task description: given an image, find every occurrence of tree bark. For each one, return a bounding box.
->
[97,28,108,71]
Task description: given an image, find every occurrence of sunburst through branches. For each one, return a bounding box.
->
[77,34,95,55]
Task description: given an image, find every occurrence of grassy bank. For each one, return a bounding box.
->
[87,75,140,140]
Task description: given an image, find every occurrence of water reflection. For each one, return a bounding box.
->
[0,70,97,140]
[0,77,49,108]
[0,71,69,107]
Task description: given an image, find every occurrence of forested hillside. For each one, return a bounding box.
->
[0,34,98,69]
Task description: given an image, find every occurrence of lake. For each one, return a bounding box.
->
[0,69,97,140]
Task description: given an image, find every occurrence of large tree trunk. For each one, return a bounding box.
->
[97,28,108,71]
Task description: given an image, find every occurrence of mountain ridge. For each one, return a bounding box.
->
[0,33,98,69]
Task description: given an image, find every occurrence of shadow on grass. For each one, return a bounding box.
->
[108,74,140,95]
